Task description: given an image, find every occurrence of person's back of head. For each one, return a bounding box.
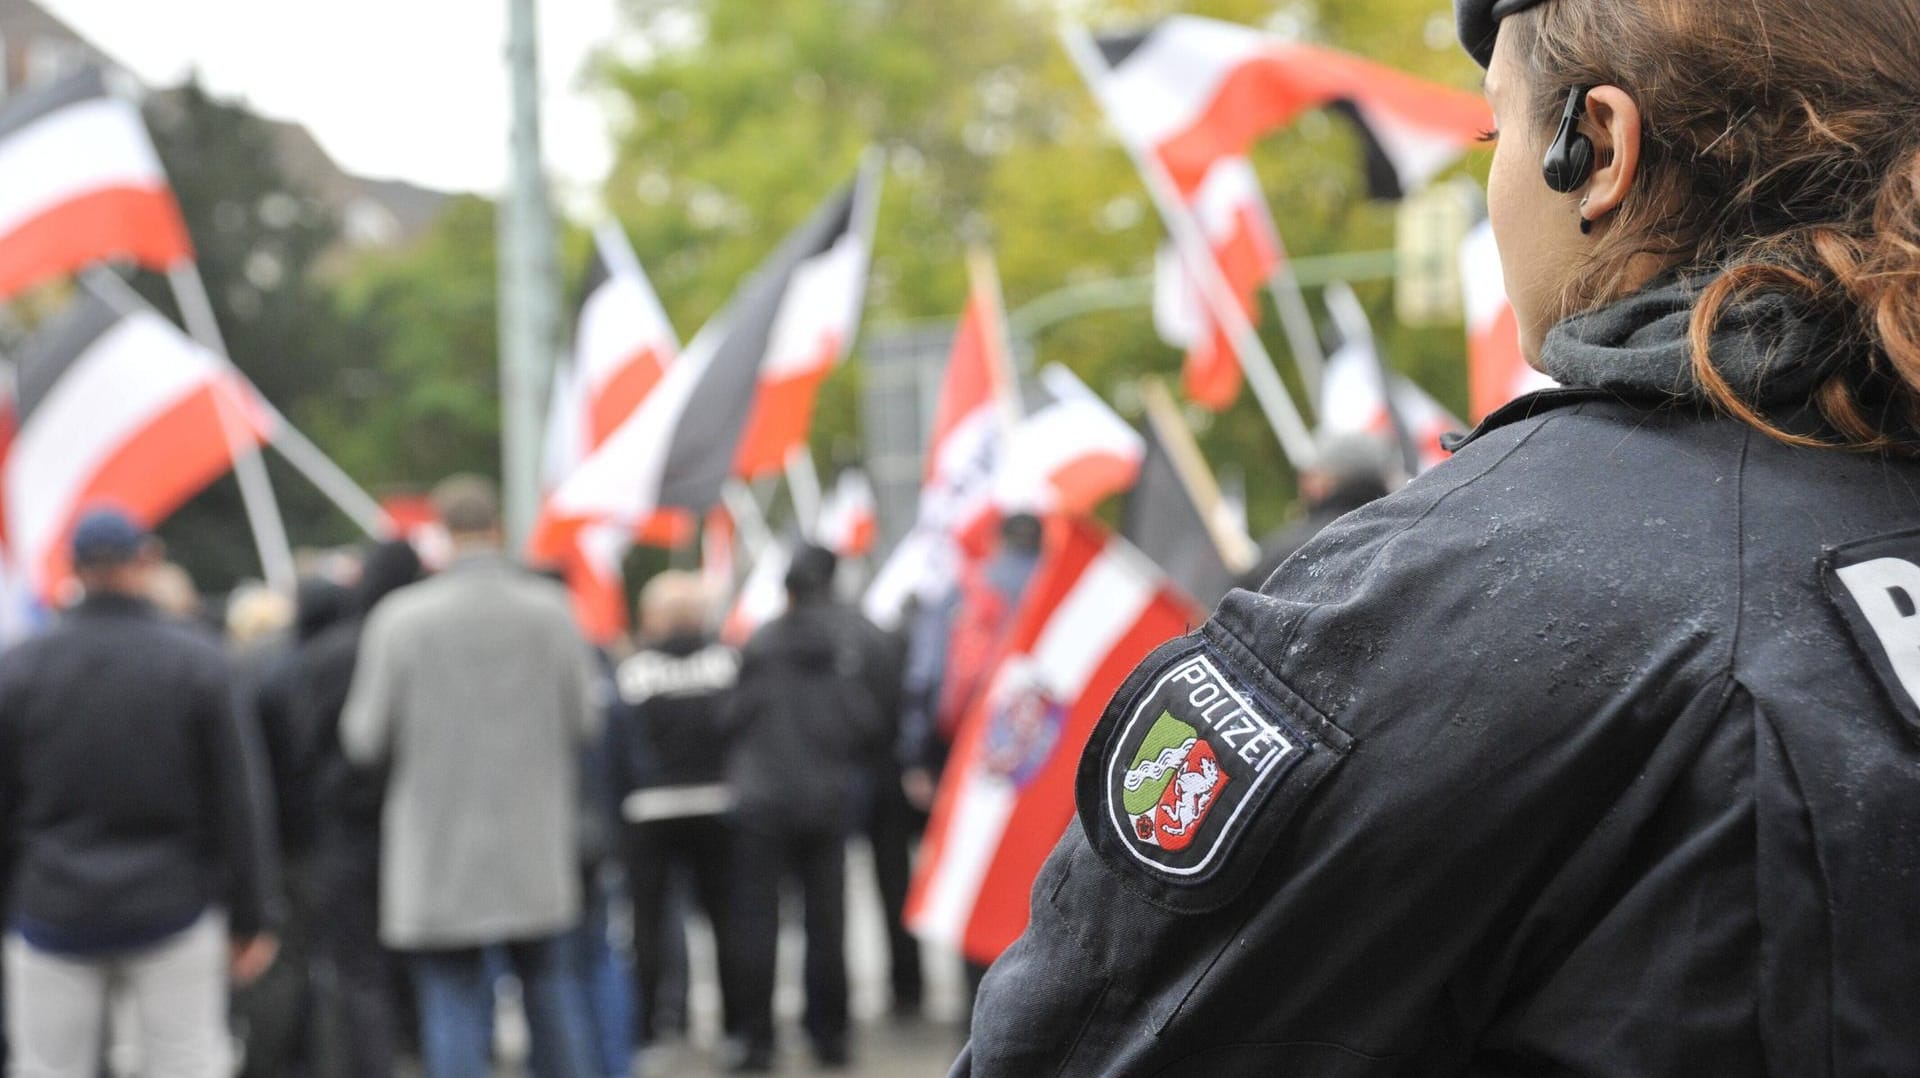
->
[784,543,839,606]
[356,538,425,618]
[1467,0,1920,452]
[69,507,162,604]
[638,570,713,644]
[999,512,1044,558]
[430,473,502,551]
[226,583,294,649]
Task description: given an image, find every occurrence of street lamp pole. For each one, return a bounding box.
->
[499,0,560,548]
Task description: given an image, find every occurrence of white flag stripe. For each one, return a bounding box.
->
[1101,17,1266,151]
[1031,548,1156,698]
[1460,219,1510,331]
[575,272,673,395]
[994,399,1144,512]
[909,545,1155,946]
[911,773,1017,951]
[759,231,867,380]
[0,99,165,241]
[548,328,714,523]
[7,313,224,578]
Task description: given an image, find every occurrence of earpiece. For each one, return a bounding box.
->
[1542,86,1595,194]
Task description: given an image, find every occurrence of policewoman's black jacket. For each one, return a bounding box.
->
[958,278,1920,1075]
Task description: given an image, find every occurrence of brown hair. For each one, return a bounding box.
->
[1509,0,1920,452]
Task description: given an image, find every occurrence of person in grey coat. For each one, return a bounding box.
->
[342,475,601,1078]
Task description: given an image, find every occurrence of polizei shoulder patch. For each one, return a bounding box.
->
[1103,648,1304,879]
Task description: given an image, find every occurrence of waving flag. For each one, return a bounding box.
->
[993,365,1144,518]
[863,254,1019,630]
[7,288,271,597]
[1461,219,1555,420]
[732,160,880,479]
[722,542,789,647]
[540,175,867,552]
[815,469,877,559]
[1151,156,1281,410]
[534,226,688,641]
[1092,16,1492,200]
[568,223,680,455]
[1318,283,1460,474]
[0,69,192,299]
[906,517,1196,963]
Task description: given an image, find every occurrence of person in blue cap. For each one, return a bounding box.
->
[0,507,280,1076]
[958,0,1920,1073]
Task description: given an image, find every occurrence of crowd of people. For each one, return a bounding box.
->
[0,473,1107,1077]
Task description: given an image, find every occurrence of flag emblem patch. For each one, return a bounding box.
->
[1105,650,1300,877]
[980,657,1068,790]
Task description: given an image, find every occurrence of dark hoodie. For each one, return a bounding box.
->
[298,541,423,846]
[252,577,354,858]
[724,599,889,831]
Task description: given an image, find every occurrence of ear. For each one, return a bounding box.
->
[1580,85,1643,222]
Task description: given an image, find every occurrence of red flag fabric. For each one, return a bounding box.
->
[863,257,1018,630]
[905,517,1197,963]
[6,289,271,598]
[731,165,879,479]
[0,69,192,299]
[1151,156,1281,411]
[1460,219,1555,420]
[1094,17,1492,199]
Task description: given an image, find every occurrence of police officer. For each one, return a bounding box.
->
[959,0,1920,1072]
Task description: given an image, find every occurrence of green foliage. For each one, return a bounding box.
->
[310,196,504,490]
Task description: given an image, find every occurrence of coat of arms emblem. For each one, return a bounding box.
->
[1119,711,1229,852]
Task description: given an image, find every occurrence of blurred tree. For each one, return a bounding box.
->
[307,195,505,492]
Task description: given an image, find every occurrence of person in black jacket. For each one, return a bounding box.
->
[607,570,742,1054]
[1234,432,1393,593]
[296,538,423,1078]
[0,508,279,1076]
[724,544,888,1072]
[958,0,1920,1073]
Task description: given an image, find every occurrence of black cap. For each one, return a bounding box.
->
[70,507,148,569]
[1457,0,1553,67]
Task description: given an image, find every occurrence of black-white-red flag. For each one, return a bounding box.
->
[6,287,271,596]
[0,68,192,299]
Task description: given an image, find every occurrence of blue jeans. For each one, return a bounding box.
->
[407,934,597,1078]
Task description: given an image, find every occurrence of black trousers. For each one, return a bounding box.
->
[866,769,925,1010]
[730,822,849,1055]
[310,836,400,1078]
[621,813,739,1044]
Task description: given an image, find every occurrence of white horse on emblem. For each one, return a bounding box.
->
[1159,753,1222,837]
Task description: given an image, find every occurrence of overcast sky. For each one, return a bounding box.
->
[38,0,627,198]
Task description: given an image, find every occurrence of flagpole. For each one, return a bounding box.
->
[77,266,294,594]
[1324,280,1418,484]
[784,447,823,536]
[1061,23,1316,472]
[256,411,391,537]
[1263,235,1328,405]
[1139,378,1258,573]
[162,264,297,594]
